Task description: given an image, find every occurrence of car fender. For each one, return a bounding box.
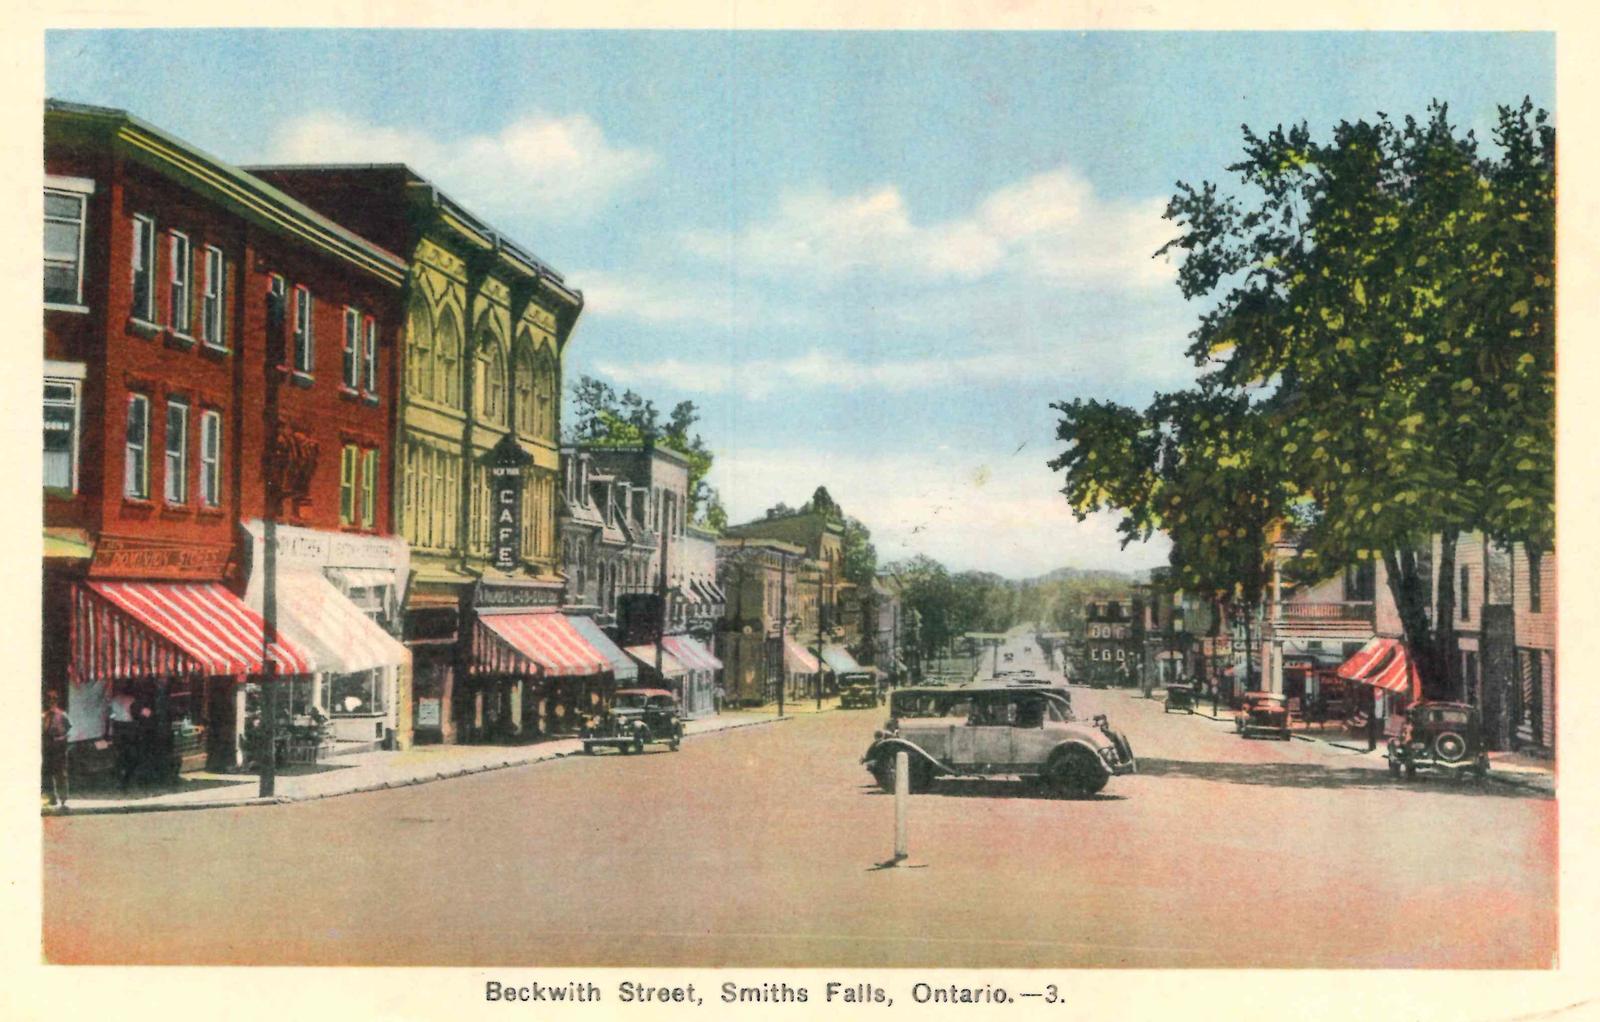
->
[1048,739,1113,777]
[863,737,948,775]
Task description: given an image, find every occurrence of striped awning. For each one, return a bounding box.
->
[72,581,314,682]
[473,611,610,677]
[567,614,638,682]
[784,637,820,674]
[624,644,687,678]
[821,644,862,674]
[1336,638,1419,698]
[663,634,722,672]
[259,572,409,675]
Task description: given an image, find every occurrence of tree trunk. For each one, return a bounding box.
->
[1381,541,1454,701]
[1433,530,1460,700]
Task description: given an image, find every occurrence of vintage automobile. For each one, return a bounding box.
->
[1164,684,1197,714]
[839,673,881,709]
[1387,701,1490,779]
[580,688,683,754]
[1235,691,1292,740]
[862,682,1135,798]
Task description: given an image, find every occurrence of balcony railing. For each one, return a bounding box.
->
[1269,601,1375,638]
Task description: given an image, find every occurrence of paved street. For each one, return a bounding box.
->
[44,642,1554,968]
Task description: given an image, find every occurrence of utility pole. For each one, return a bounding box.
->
[776,551,787,718]
[815,561,827,711]
[259,278,285,798]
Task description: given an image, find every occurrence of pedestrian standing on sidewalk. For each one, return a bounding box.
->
[107,686,136,790]
[42,690,71,809]
[1367,689,1382,752]
[714,682,725,715]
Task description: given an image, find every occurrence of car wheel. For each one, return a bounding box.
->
[1474,755,1489,778]
[1403,762,1417,780]
[908,759,935,794]
[1388,758,1401,777]
[583,743,595,756]
[633,736,645,755]
[1434,731,1468,763]
[872,753,898,794]
[1048,747,1107,798]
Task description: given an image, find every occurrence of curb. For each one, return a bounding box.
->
[43,714,793,817]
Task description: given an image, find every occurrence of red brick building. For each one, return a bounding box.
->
[44,101,412,774]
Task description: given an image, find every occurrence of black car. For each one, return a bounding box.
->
[1387,701,1490,779]
[581,688,683,754]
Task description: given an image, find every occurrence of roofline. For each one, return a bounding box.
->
[49,100,407,286]
[578,442,694,468]
[241,159,581,308]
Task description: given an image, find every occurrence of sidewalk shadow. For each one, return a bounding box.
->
[861,780,1127,803]
[66,774,246,801]
[1136,757,1550,799]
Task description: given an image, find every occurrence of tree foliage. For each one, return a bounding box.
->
[1054,100,1554,700]
[567,375,719,520]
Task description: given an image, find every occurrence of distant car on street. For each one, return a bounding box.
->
[1235,691,1291,740]
[839,674,880,709]
[1387,701,1490,780]
[580,689,683,754]
[862,682,1135,798]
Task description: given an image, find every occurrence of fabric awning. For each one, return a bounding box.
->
[700,579,726,604]
[1335,637,1418,698]
[74,581,315,681]
[474,611,611,677]
[784,637,820,674]
[326,567,397,591]
[567,614,638,682]
[45,527,93,560]
[663,634,721,672]
[624,644,687,678]
[258,571,409,675]
[821,644,863,673]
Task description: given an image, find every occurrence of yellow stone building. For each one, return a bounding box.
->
[251,166,583,745]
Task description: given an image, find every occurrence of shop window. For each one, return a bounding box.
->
[131,214,157,323]
[202,246,227,348]
[44,187,89,307]
[199,410,222,507]
[169,232,192,335]
[43,379,79,492]
[329,669,386,716]
[342,307,361,388]
[292,285,314,374]
[124,393,150,498]
[164,400,189,504]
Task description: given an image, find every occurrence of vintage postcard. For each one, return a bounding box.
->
[20,10,1592,1020]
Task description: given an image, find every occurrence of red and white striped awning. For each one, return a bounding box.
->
[71,581,314,682]
[473,612,610,677]
[784,637,820,675]
[259,572,409,675]
[1336,637,1419,698]
[663,635,722,672]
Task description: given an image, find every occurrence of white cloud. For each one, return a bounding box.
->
[576,270,752,329]
[682,167,1175,289]
[709,445,1169,578]
[266,110,655,220]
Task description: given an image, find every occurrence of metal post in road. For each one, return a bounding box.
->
[893,750,909,860]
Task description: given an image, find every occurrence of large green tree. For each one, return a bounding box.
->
[1056,100,1554,701]
[567,375,721,521]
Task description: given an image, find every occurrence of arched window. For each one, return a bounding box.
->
[534,347,558,439]
[513,341,535,436]
[405,298,434,399]
[435,308,462,408]
[478,338,507,426]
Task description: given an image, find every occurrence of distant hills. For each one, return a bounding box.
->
[1019,566,1147,587]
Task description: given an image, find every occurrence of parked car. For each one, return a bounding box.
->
[580,688,683,754]
[839,675,880,709]
[1235,691,1291,740]
[863,682,1135,798]
[1164,684,1197,714]
[1387,701,1490,780]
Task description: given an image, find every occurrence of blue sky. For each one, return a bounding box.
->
[47,31,1554,578]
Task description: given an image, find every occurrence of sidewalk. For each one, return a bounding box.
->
[43,711,788,817]
[1141,690,1555,795]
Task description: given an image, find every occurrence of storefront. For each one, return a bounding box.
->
[624,643,688,699]
[66,579,316,773]
[470,591,614,739]
[783,637,820,700]
[241,522,411,750]
[662,634,721,718]
[1336,637,1421,728]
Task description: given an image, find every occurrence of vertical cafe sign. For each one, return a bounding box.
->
[488,434,532,572]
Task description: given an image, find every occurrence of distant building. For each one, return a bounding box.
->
[1082,599,1142,686]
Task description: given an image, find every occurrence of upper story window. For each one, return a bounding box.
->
[514,347,535,435]
[292,286,314,374]
[1460,566,1471,622]
[199,409,222,507]
[478,342,507,425]
[362,316,378,396]
[201,246,227,349]
[164,400,189,504]
[131,215,157,323]
[43,377,80,492]
[169,233,193,335]
[342,307,361,389]
[44,181,92,308]
[124,393,150,499]
[436,310,462,409]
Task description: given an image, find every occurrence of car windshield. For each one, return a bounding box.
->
[648,696,675,709]
[614,694,648,710]
[1419,707,1472,726]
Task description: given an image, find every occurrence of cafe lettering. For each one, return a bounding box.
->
[494,463,523,570]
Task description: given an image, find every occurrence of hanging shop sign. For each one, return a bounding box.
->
[486,433,534,572]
